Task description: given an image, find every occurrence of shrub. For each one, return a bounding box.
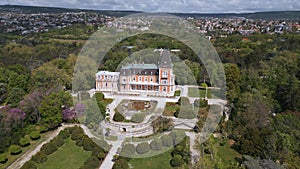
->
[41,142,57,155]
[178,97,190,106]
[151,116,174,133]
[20,160,37,169]
[9,145,22,155]
[136,142,150,154]
[32,152,47,164]
[175,105,196,119]
[83,156,99,169]
[96,140,110,151]
[113,158,129,169]
[131,113,145,123]
[150,139,163,151]
[194,99,208,108]
[97,152,106,161]
[169,131,186,145]
[58,129,70,140]
[120,144,135,157]
[19,137,31,147]
[39,125,49,133]
[0,153,8,164]
[113,110,125,122]
[29,131,40,140]
[52,137,64,147]
[170,155,185,167]
[82,136,96,151]
[71,128,83,141]
[161,135,173,147]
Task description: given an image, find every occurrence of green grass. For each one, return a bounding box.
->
[163,102,180,116]
[129,149,174,169]
[188,87,208,98]
[174,90,181,96]
[38,139,92,169]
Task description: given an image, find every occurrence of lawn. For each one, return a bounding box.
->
[38,139,92,169]
[129,149,174,169]
[163,102,180,116]
[174,90,181,96]
[188,87,208,98]
[187,87,223,99]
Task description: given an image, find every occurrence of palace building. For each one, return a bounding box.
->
[96,50,175,96]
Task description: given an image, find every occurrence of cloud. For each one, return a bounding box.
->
[1,0,300,13]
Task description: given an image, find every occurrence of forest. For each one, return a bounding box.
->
[0,23,299,168]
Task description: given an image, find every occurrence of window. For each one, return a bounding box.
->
[123,85,126,89]
[151,71,153,75]
[145,77,148,82]
[162,71,168,78]
[123,77,126,82]
[98,75,100,79]
[163,87,166,92]
[139,77,141,82]
[161,80,168,84]
[123,71,125,75]
[105,82,107,87]
[133,77,136,81]
[112,83,114,87]
[150,78,153,82]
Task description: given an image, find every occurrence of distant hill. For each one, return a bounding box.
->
[0,4,299,19]
[170,11,300,19]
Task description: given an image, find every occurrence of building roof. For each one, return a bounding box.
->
[159,50,172,68]
[121,63,158,70]
[96,71,120,76]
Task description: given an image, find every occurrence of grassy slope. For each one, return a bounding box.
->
[129,149,173,169]
[38,139,91,169]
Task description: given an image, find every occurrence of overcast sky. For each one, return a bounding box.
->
[1,0,300,13]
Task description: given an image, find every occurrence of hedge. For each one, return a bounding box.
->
[20,160,37,169]
[113,110,125,122]
[31,152,47,164]
[41,142,57,155]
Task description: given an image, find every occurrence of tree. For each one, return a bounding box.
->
[39,91,72,129]
[224,63,240,103]
[170,155,185,167]
[19,89,43,124]
[151,116,174,133]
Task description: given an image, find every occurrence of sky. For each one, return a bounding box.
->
[1,0,300,13]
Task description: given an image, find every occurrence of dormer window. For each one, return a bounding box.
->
[162,71,168,78]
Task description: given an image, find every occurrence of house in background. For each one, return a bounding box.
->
[95,49,175,97]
